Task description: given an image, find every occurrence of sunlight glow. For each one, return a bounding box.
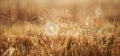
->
[45,21,59,36]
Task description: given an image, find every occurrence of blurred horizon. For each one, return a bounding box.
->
[0,0,120,23]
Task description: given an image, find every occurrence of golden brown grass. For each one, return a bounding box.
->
[0,23,120,56]
[0,0,120,56]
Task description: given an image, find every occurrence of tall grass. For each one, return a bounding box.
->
[0,0,120,56]
[0,19,120,56]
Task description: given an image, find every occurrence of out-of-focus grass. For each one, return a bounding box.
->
[0,21,120,56]
[0,0,120,56]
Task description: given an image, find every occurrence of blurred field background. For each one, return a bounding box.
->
[0,0,120,56]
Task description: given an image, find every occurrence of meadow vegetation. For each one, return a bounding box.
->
[0,0,120,56]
